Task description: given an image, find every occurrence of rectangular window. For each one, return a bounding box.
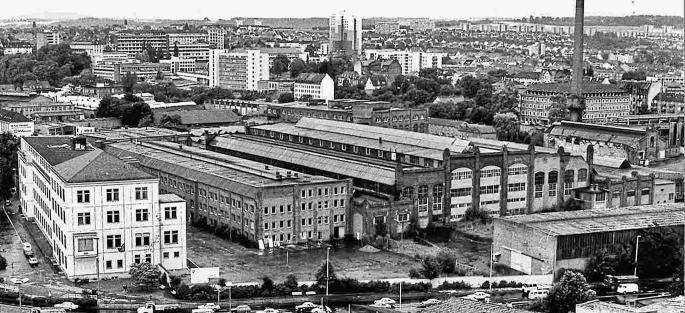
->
[76,190,90,203]
[77,238,94,252]
[106,260,112,269]
[117,259,123,268]
[164,207,177,219]
[163,230,179,244]
[549,183,558,197]
[77,212,91,225]
[106,189,119,202]
[135,208,149,222]
[174,251,180,258]
[106,235,122,249]
[106,210,120,223]
[135,187,148,200]
[163,252,169,259]
[135,233,150,246]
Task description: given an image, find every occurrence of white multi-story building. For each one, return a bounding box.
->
[293,73,334,102]
[160,57,196,74]
[2,47,33,55]
[207,27,226,49]
[19,136,187,280]
[209,49,269,90]
[69,42,104,56]
[329,10,362,55]
[364,49,444,75]
[36,31,60,49]
[0,109,34,136]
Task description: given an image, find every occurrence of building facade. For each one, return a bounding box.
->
[102,140,352,245]
[329,10,362,55]
[209,49,269,90]
[375,21,400,34]
[293,73,335,102]
[19,137,187,280]
[520,82,631,125]
[0,109,34,136]
[36,31,60,49]
[364,49,443,76]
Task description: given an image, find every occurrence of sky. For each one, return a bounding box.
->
[0,0,682,20]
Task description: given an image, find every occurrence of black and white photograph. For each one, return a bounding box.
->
[0,0,682,312]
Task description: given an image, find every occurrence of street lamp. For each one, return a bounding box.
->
[225,281,232,311]
[325,247,330,297]
[633,235,641,277]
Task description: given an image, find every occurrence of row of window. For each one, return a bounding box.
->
[76,187,149,204]
[300,186,347,198]
[76,207,178,226]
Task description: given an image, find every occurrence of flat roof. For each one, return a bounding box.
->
[105,141,336,193]
[498,203,685,236]
[159,193,185,203]
[212,135,400,186]
[252,117,471,160]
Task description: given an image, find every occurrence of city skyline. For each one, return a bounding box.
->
[0,0,682,20]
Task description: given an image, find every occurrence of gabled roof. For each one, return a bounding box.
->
[0,109,30,123]
[295,73,328,84]
[23,137,154,183]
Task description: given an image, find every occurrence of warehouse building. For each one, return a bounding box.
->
[102,140,352,246]
[493,203,685,275]
[206,118,591,235]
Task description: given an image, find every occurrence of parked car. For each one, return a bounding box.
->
[54,302,78,310]
[23,242,33,256]
[5,199,11,206]
[464,291,491,303]
[528,289,549,300]
[262,308,279,313]
[369,303,392,309]
[232,305,252,313]
[28,257,39,266]
[199,303,220,310]
[375,298,396,305]
[617,283,639,294]
[418,299,441,308]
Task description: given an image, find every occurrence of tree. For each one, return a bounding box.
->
[634,227,683,278]
[271,54,291,76]
[173,43,180,57]
[278,93,294,103]
[129,262,162,290]
[436,250,456,274]
[548,96,569,123]
[584,248,633,282]
[0,254,6,270]
[284,274,298,290]
[0,133,20,201]
[493,113,521,142]
[547,271,596,313]
[161,114,182,126]
[315,261,337,287]
[420,257,441,280]
[290,59,306,78]
[122,72,137,93]
[261,276,274,295]
[621,70,647,81]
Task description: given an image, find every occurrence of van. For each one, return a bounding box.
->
[617,283,639,294]
[528,289,549,300]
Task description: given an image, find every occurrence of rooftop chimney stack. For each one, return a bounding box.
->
[568,0,586,122]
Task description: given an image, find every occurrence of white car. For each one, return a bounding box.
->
[28,257,39,266]
[418,299,441,308]
[464,292,491,302]
[295,302,317,310]
[9,277,22,284]
[199,303,220,310]
[617,283,639,294]
[233,305,252,312]
[55,302,79,310]
[263,308,279,313]
[369,303,392,309]
[375,298,396,305]
[23,242,33,256]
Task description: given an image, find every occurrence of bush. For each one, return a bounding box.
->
[284,274,298,290]
[437,281,471,290]
[436,250,456,274]
[420,257,441,279]
[480,281,491,289]
[463,208,491,224]
[0,254,6,270]
[408,268,422,279]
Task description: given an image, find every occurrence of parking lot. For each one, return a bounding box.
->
[0,197,67,287]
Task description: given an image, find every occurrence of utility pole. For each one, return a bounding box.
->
[326,247,330,297]
[489,241,494,291]
[399,281,402,311]
[633,235,641,277]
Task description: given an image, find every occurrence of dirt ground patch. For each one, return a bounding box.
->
[186,226,422,283]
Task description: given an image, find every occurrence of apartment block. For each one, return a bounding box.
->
[19,137,187,280]
[293,73,335,102]
[330,10,362,55]
[209,49,270,90]
[364,49,444,75]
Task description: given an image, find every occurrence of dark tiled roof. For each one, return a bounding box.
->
[295,73,328,84]
[23,137,154,183]
[423,297,532,313]
[0,109,30,122]
[654,92,684,103]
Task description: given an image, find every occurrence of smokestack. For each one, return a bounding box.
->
[568,0,586,123]
[571,0,585,96]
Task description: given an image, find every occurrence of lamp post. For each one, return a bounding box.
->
[325,247,330,297]
[489,241,494,291]
[633,235,641,277]
[225,282,232,311]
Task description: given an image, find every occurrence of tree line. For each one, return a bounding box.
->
[0,43,91,89]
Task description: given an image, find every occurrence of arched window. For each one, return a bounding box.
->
[548,171,558,197]
[534,172,545,198]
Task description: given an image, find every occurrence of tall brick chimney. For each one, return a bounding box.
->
[568,0,586,122]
